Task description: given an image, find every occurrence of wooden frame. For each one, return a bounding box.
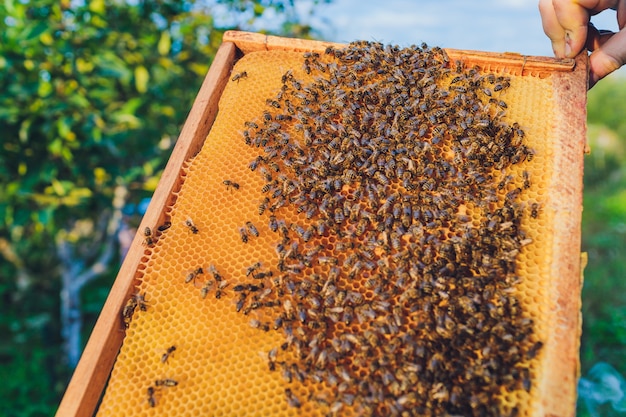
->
[56,31,587,417]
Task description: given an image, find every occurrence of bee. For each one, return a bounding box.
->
[301,227,314,242]
[207,264,223,283]
[530,202,540,219]
[285,388,302,408]
[522,171,531,189]
[184,218,199,234]
[249,156,263,171]
[271,312,287,331]
[281,70,294,83]
[243,301,260,314]
[506,187,522,202]
[494,79,510,91]
[317,256,338,266]
[490,98,508,109]
[143,226,154,246]
[223,180,240,191]
[253,271,273,280]
[235,293,246,312]
[185,267,204,284]
[512,122,525,139]
[244,121,259,129]
[217,279,229,294]
[155,378,178,387]
[333,208,345,224]
[246,221,259,237]
[275,114,292,122]
[266,99,280,108]
[234,283,262,292]
[259,166,273,183]
[268,215,278,233]
[122,296,138,328]
[397,392,417,407]
[302,59,311,74]
[157,222,171,232]
[246,262,262,277]
[521,367,532,392]
[123,291,149,323]
[266,347,278,371]
[239,227,249,243]
[161,345,176,363]
[527,341,543,359]
[290,78,302,91]
[231,71,248,82]
[294,302,307,323]
[258,197,269,215]
[283,298,295,319]
[200,280,214,299]
[257,287,272,301]
[147,386,157,407]
[303,51,320,59]
[498,174,514,190]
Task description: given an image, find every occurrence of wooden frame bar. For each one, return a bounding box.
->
[222,30,576,77]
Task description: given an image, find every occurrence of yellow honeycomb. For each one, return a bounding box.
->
[96,44,559,416]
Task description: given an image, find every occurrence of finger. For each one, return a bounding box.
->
[588,28,626,86]
[538,0,568,57]
[552,0,591,57]
[617,0,626,28]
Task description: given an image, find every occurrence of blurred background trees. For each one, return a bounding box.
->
[0,0,327,414]
[577,77,626,417]
[0,0,623,415]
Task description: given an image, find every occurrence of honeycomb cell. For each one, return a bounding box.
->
[97,42,561,417]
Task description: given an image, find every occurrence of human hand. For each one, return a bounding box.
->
[538,0,626,87]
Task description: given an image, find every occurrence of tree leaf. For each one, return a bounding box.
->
[21,21,48,42]
[158,31,171,56]
[134,65,149,94]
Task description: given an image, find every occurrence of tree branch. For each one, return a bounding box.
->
[59,183,128,367]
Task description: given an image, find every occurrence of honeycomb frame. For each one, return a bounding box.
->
[57,31,587,417]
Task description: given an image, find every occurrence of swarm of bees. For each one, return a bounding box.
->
[123,41,542,415]
[230,41,541,416]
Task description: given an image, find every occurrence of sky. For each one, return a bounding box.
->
[304,0,619,57]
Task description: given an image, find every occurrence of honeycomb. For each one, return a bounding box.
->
[97,42,560,416]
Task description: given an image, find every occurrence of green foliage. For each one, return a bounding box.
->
[588,76,626,139]
[215,0,333,38]
[0,0,219,237]
[0,1,222,404]
[577,74,626,415]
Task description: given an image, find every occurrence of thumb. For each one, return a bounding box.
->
[589,29,626,86]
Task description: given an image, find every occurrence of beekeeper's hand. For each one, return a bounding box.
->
[538,0,626,87]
